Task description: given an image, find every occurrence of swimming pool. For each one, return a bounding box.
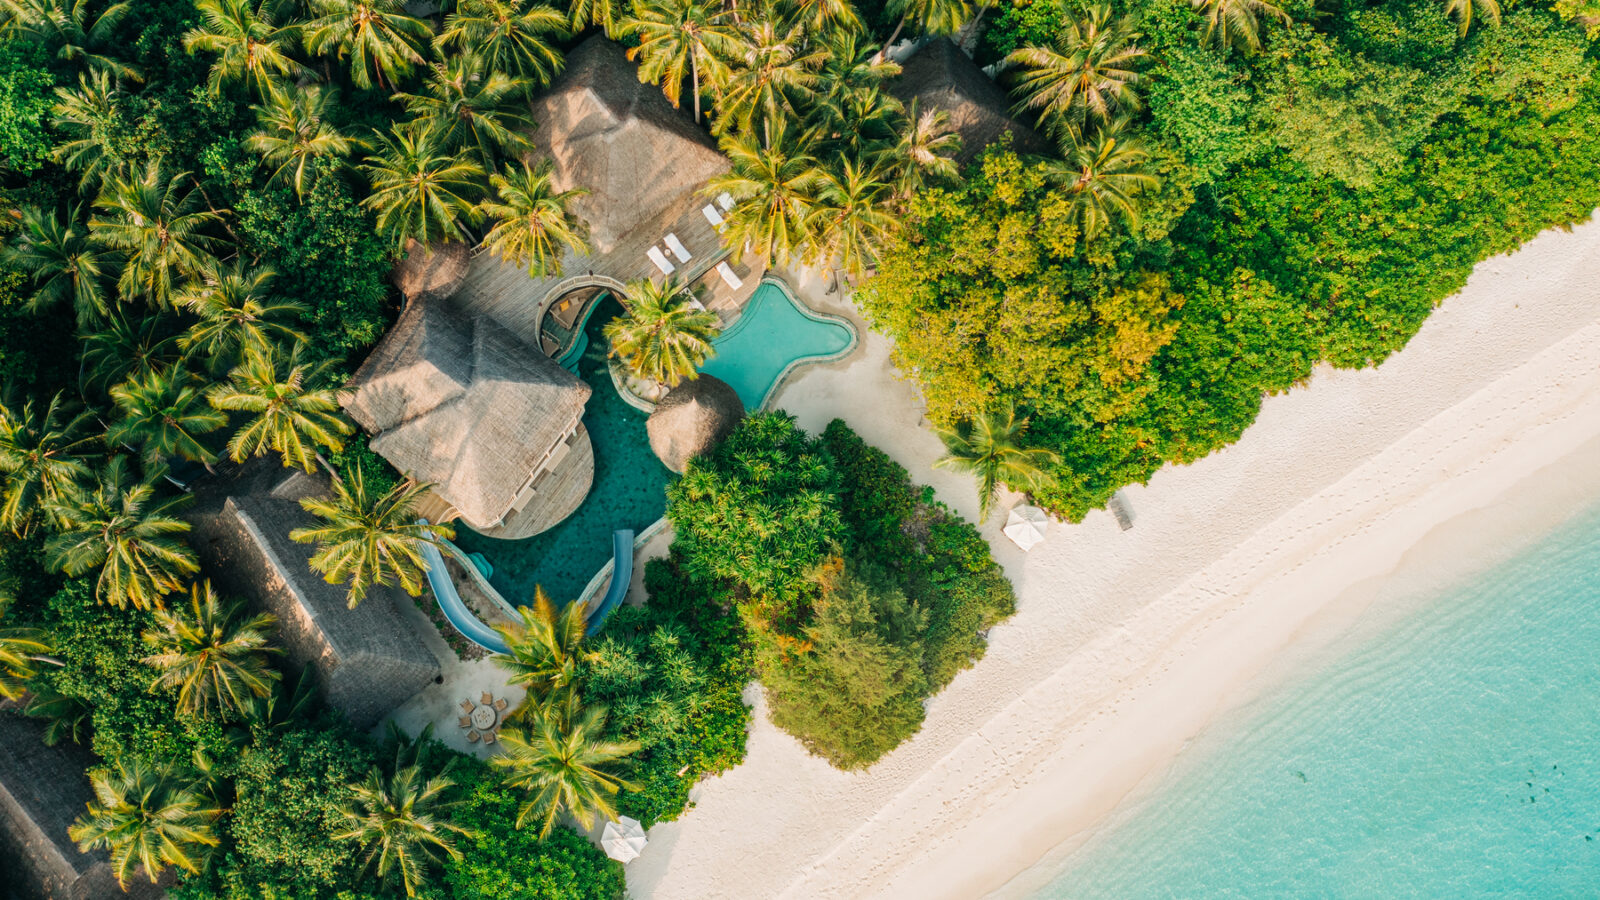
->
[701,279,856,410]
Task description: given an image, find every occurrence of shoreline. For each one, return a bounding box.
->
[627,218,1600,899]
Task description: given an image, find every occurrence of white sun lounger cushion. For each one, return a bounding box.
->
[664,233,691,263]
[646,246,675,275]
[716,261,743,290]
[718,192,736,211]
[702,204,725,229]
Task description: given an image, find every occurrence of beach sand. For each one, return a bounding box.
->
[624,215,1600,899]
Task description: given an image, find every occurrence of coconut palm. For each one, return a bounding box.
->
[805,157,897,277]
[141,580,281,718]
[477,160,588,277]
[80,310,183,399]
[1443,0,1499,33]
[2,205,113,325]
[621,0,734,123]
[335,763,467,897]
[605,278,721,387]
[494,588,589,705]
[715,9,823,135]
[91,163,224,307]
[183,0,307,96]
[207,346,353,471]
[107,366,227,466]
[491,698,638,836]
[809,30,901,141]
[1188,0,1291,53]
[303,0,430,91]
[393,54,538,167]
[2,0,140,81]
[361,123,486,250]
[175,264,309,373]
[51,70,129,193]
[246,84,362,200]
[290,470,453,608]
[0,607,52,701]
[933,401,1059,521]
[436,0,568,88]
[704,117,825,266]
[566,0,620,37]
[885,99,960,202]
[24,685,92,745]
[0,391,97,535]
[69,757,221,887]
[45,456,198,610]
[1005,3,1148,133]
[788,0,863,31]
[880,0,973,59]
[1045,118,1159,237]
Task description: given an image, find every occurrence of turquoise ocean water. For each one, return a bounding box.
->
[1029,505,1600,899]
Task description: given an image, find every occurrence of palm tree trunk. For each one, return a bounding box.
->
[877,15,909,63]
[692,53,701,124]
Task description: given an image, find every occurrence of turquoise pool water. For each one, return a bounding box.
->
[1031,505,1600,898]
[700,280,854,410]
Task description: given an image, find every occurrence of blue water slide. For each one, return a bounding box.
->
[584,529,634,636]
[418,522,511,655]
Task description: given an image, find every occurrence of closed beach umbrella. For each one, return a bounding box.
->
[1004,505,1049,551]
[602,815,648,863]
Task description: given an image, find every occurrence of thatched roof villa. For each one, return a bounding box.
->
[0,704,164,900]
[891,38,1046,165]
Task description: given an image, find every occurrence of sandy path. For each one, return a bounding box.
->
[624,217,1600,899]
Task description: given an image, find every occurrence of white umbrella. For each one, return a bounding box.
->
[1003,505,1049,551]
[602,816,648,863]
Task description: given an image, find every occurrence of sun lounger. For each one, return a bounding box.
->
[702,204,725,230]
[646,246,675,275]
[664,233,691,263]
[717,192,735,211]
[716,261,744,290]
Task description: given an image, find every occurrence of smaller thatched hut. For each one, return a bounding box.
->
[391,239,471,305]
[891,39,1046,164]
[647,375,745,473]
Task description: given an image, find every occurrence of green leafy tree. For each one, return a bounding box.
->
[0,391,96,536]
[622,0,733,123]
[303,0,430,91]
[1004,3,1148,134]
[183,0,308,96]
[69,756,221,887]
[394,53,538,167]
[933,401,1059,520]
[175,263,308,371]
[90,163,224,307]
[335,763,467,898]
[245,84,362,201]
[444,774,625,898]
[603,278,721,387]
[491,698,639,837]
[0,43,57,174]
[140,579,280,718]
[705,117,825,266]
[44,456,198,609]
[495,587,590,706]
[478,159,589,276]
[290,469,453,608]
[437,0,569,88]
[207,346,353,471]
[50,69,128,192]
[1189,0,1292,52]
[2,205,113,325]
[1445,0,1500,33]
[361,123,486,250]
[107,365,227,465]
[2,0,139,81]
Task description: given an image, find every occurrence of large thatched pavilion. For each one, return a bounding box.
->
[891,38,1046,164]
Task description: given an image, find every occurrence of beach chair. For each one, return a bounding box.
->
[551,297,582,330]
[664,233,692,263]
[702,204,725,230]
[716,261,744,291]
[718,192,735,212]
[467,730,480,743]
[646,246,675,275]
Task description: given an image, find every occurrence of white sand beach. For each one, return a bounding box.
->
[623,215,1600,899]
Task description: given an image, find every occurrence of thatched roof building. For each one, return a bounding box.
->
[392,239,471,305]
[342,298,594,537]
[197,493,441,729]
[0,705,164,900]
[647,375,744,473]
[891,39,1046,164]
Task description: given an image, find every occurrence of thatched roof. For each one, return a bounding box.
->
[529,37,728,254]
[0,705,164,900]
[342,298,592,530]
[392,239,471,305]
[891,39,1046,164]
[647,375,744,473]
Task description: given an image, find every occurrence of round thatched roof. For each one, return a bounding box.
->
[391,239,470,304]
[647,375,745,473]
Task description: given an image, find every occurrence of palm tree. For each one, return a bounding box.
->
[477,160,588,276]
[1045,118,1160,237]
[183,0,307,96]
[207,347,354,471]
[788,0,863,32]
[491,699,638,836]
[79,310,183,399]
[69,757,221,887]
[0,391,97,536]
[604,278,721,387]
[141,580,281,718]
[290,470,453,608]
[303,0,430,91]
[2,205,114,325]
[3,0,140,81]
[335,763,467,897]
[45,456,198,610]
[1004,3,1148,134]
[704,117,825,266]
[393,54,538,167]
[24,685,92,745]
[361,123,486,250]
[494,588,588,705]
[933,401,1059,521]
[0,606,52,701]
[1188,0,1291,53]
[174,263,307,372]
[1443,0,1500,33]
[886,99,960,202]
[246,84,362,201]
[90,163,223,307]
[436,0,568,88]
[805,157,897,277]
[621,0,733,123]
[566,0,620,37]
[51,70,129,193]
[809,30,901,142]
[880,0,974,60]
[714,9,822,135]
[107,366,227,466]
